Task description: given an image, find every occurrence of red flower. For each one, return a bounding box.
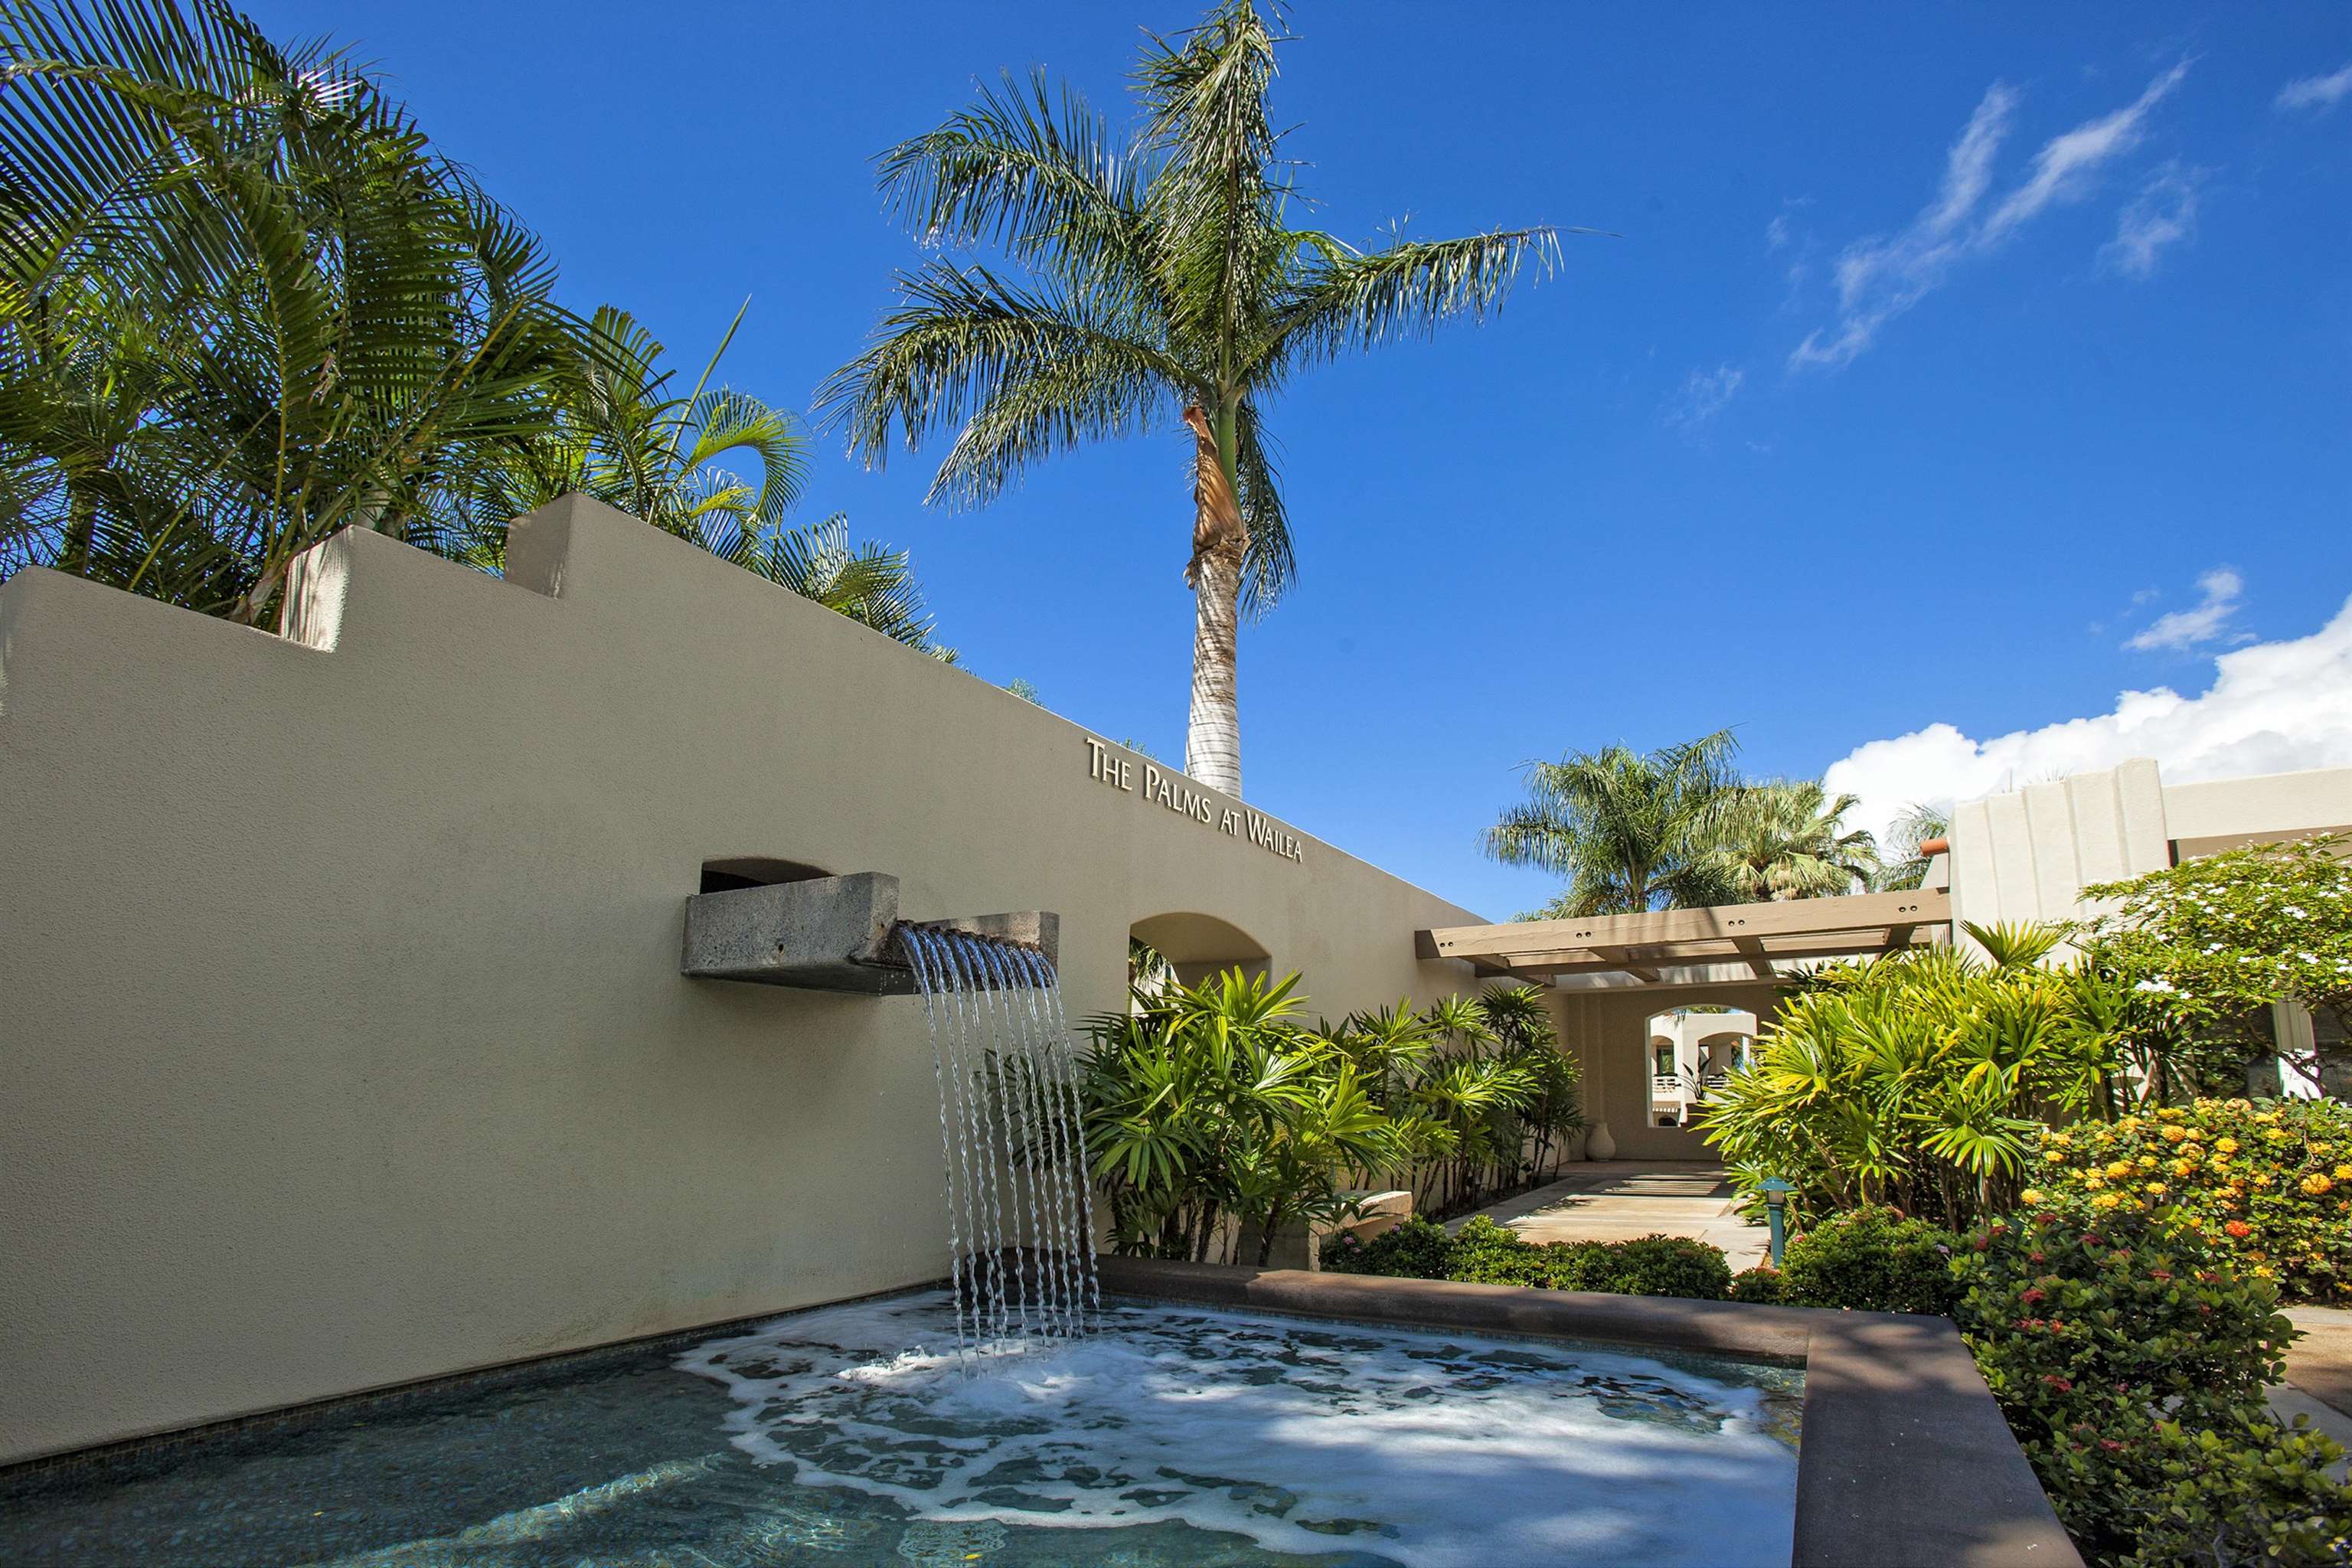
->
[2224,1221,2253,1240]
[2149,1269,2173,1282]
[2028,1252,2047,1263]
[2042,1375,2074,1393]
[2021,1287,2047,1305]
[2099,1439,2124,1453]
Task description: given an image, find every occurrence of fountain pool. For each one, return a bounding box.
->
[0,1289,1800,1567]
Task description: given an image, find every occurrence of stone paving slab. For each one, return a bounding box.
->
[2286,1305,2352,1423]
[1456,1160,1770,1269]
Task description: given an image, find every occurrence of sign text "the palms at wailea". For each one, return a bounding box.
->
[1083,738,1304,864]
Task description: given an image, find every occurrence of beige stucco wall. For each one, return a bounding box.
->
[1948,758,2352,932]
[0,497,1502,1465]
[1555,984,1782,1162]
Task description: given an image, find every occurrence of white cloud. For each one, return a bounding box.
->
[1765,214,1793,251]
[1664,364,1743,429]
[2125,566,2243,652]
[2277,61,2352,113]
[1791,63,2190,371]
[2102,162,2203,278]
[1824,591,2352,848]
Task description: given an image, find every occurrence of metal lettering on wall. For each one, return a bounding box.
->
[1082,738,1304,864]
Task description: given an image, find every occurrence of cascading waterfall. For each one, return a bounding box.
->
[897,925,1098,1364]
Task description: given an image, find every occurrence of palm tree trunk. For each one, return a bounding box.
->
[1182,405,1245,795]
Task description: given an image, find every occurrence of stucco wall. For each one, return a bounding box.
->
[1556,984,1782,1162]
[0,498,1499,1465]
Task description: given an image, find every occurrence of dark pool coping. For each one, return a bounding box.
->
[1102,1256,2082,1568]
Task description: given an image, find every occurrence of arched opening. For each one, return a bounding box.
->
[697,856,832,894]
[1129,911,1272,991]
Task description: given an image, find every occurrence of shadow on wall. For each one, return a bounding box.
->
[1131,911,1271,989]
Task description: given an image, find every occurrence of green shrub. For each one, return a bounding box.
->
[1728,1266,1790,1304]
[1569,1233,1732,1299]
[1778,1204,1960,1315]
[2027,1097,2352,1303]
[2112,1416,2352,1568]
[1321,1217,1454,1279]
[1952,1205,2317,1564]
[1324,1215,1730,1301]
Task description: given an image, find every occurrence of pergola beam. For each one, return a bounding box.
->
[1417,888,1952,985]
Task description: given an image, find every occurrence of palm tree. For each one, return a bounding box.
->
[1704,779,1880,901]
[1873,802,1952,891]
[825,0,1564,795]
[460,305,809,568]
[0,0,580,625]
[724,514,950,656]
[1484,730,1743,917]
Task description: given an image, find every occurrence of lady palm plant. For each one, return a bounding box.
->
[1873,802,1953,892]
[1484,730,1743,916]
[825,0,1564,795]
[1696,923,2125,1229]
[0,0,580,623]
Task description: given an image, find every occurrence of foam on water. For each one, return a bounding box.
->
[678,1289,1799,1567]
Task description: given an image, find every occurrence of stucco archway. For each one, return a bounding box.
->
[1129,910,1272,990]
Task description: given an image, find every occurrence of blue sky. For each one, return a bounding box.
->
[258,2,2351,918]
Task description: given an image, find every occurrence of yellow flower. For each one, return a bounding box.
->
[2302,1174,2335,1197]
[2255,1264,2276,1279]
[2139,1155,2161,1169]
[2145,1181,2167,1196]
[2216,1138,2240,1154]
[2211,1155,2231,1170]
[2171,1159,2196,1179]
[2085,1174,2106,1190]
[2021,1189,2047,1206]
[2158,1107,2187,1122]
[2050,1132,2073,1148]
[2044,1150,2066,1164]
[2092,1192,2122,1210]
[2334,1165,2352,1182]
[2107,1161,2134,1178]
[2160,1124,2189,1143]
[2265,1129,2292,1144]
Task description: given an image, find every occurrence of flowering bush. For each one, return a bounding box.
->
[2081,834,2352,1097]
[1950,1205,2331,1564]
[2027,1097,2352,1302]
[1727,1265,1791,1304]
[1776,1204,1959,1315]
[2111,1415,2352,1568]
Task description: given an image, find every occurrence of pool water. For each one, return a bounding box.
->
[0,1292,1801,1567]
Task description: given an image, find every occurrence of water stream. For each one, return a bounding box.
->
[897,926,1099,1364]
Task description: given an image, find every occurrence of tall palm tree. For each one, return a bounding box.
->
[0,0,580,625]
[1483,730,1743,918]
[1704,779,1880,902]
[825,0,1564,795]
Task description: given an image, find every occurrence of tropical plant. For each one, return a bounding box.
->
[1697,924,2128,1229]
[1703,779,1880,901]
[2079,835,2352,1096]
[0,0,582,624]
[1321,984,1579,1214]
[1873,801,1952,892]
[1483,730,1743,916]
[825,0,1563,795]
[1076,969,1403,1264]
[459,304,806,562]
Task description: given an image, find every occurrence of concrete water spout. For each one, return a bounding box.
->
[681,871,1057,994]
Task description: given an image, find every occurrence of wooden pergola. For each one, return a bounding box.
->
[1415,888,1952,989]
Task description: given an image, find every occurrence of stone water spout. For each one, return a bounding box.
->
[681,871,1057,993]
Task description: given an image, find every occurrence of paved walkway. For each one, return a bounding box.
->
[1454,1160,1769,1270]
